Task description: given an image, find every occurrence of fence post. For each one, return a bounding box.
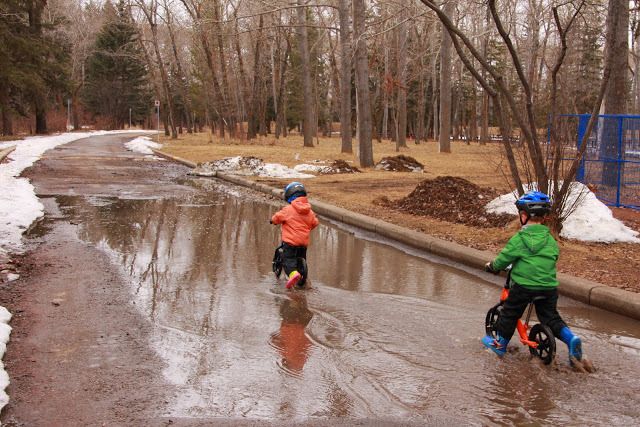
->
[616,116,623,207]
[576,114,589,182]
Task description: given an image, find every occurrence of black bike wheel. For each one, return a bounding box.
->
[272,246,283,278]
[297,258,308,287]
[485,303,502,338]
[528,323,556,365]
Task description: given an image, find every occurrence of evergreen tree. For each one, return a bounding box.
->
[0,0,69,135]
[83,0,150,129]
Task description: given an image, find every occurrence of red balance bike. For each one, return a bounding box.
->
[484,268,556,364]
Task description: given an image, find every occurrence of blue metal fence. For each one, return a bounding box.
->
[556,114,640,209]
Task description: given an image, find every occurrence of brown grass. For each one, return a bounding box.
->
[160,132,640,292]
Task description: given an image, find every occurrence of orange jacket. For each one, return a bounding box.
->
[271,196,319,247]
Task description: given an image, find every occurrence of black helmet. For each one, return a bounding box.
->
[515,191,552,217]
[284,182,306,203]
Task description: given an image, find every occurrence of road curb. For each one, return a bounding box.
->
[155,149,640,321]
[151,149,198,168]
[0,145,16,162]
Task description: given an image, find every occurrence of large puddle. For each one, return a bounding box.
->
[56,178,640,424]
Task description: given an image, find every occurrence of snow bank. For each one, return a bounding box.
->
[124,136,162,155]
[486,182,640,243]
[294,163,333,174]
[0,307,11,410]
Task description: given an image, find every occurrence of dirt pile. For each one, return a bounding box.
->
[326,159,360,174]
[375,155,424,172]
[378,176,515,227]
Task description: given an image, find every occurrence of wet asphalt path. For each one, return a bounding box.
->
[17,134,640,425]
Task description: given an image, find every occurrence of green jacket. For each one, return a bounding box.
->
[491,224,559,289]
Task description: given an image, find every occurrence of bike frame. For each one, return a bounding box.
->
[500,288,540,349]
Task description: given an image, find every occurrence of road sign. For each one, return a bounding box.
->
[154,100,160,107]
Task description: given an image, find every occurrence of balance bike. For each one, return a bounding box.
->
[272,243,308,287]
[485,270,556,364]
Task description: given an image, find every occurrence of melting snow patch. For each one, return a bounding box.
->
[192,156,314,179]
[294,163,333,174]
[124,136,162,155]
[0,306,11,411]
[486,182,640,243]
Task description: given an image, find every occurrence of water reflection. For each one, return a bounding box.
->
[270,292,314,376]
[55,179,640,423]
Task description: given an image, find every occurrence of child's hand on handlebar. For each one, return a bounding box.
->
[484,262,500,274]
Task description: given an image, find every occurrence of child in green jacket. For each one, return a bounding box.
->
[482,191,589,369]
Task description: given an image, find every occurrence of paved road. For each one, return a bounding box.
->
[1,134,639,426]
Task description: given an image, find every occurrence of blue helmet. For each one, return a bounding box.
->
[515,191,551,217]
[284,182,306,203]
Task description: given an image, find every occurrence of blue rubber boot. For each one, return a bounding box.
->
[482,335,509,356]
[559,327,582,363]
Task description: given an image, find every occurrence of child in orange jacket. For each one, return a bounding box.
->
[271,182,319,289]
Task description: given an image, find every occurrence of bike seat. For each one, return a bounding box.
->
[531,296,547,302]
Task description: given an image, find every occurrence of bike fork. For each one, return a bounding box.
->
[517,304,538,348]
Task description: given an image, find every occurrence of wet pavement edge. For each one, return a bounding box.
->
[152,149,640,321]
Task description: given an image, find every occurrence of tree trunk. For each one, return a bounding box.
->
[164,0,193,133]
[275,37,291,139]
[72,90,80,131]
[338,0,353,153]
[213,0,233,137]
[382,45,389,140]
[0,86,13,135]
[29,0,48,134]
[480,7,490,145]
[601,0,629,186]
[353,0,373,166]
[297,0,314,147]
[470,80,478,143]
[247,15,265,140]
[396,16,408,149]
[141,2,177,139]
[235,10,249,133]
[438,1,454,153]
[416,68,426,144]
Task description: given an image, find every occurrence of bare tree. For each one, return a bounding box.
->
[297,0,315,147]
[135,0,178,138]
[353,0,373,166]
[600,0,629,185]
[338,0,352,153]
[438,0,454,153]
[396,10,408,150]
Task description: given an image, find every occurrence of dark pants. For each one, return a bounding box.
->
[496,284,567,341]
[282,243,307,276]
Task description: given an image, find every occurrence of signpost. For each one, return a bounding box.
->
[67,98,71,131]
[154,100,160,144]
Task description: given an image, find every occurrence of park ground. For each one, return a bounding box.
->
[159,132,640,293]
